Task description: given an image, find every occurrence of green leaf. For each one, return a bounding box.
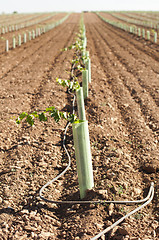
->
[19,112,28,120]
[53,110,61,123]
[68,45,73,50]
[67,113,77,123]
[60,112,66,120]
[26,115,34,126]
[62,47,67,51]
[73,81,80,91]
[46,106,55,112]
[39,113,47,122]
[16,118,21,124]
[63,112,67,119]
[73,119,84,124]
[31,111,39,118]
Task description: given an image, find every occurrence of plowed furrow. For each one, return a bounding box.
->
[92,24,159,136]
[95,14,159,105]
[0,14,74,79]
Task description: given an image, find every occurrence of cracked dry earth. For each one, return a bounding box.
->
[0,12,159,240]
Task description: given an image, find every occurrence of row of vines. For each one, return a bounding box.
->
[0,13,69,53]
[16,13,92,198]
[98,12,159,44]
[0,13,56,34]
[15,13,155,240]
[110,11,159,30]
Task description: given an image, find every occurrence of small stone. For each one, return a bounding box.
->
[14,233,28,239]
[116,148,123,157]
[61,231,66,237]
[151,220,159,229]
[153,230,156,238]
[55,220,61,227]
[134,187,142,195]
[95,156,100,161]
[108,203,114,216]
[31,232,36,238]
[124,235,130,240]
[122,182,127,190]
[131,237,141,240]
[110,226,118,237]
[124,103,129,108]
[39,231,54,238]
[98,189,108,197]
[39,161,48,167]
[144,177,151,183]
[143,162,157,173]
[76,216,80,220]
[118,226,129,235]
[106,220,112,226]
[29,211,37,219]
[107,171,115,180]
[22,136,30,140]
[20,209,29,215]
[0,197,3,204]
[44,151,52,155]
[24,225,37,231]
[96,223,103,229]
[34,216,42,221]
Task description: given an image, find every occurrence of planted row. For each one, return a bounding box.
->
[0,13,56,35]
[110,12,159,31]
[16,13,93,199]
[97,12,158,44]
[4,14,70,52]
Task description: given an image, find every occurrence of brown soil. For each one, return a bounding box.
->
[99,12,159,40]
[0,13,67,53]
[0,12,159,239]
[0,13,52,26]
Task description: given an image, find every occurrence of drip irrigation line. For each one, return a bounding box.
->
[39,77,154,240]
[40,60,77,202]
[91,183,154,240]
[39,25,154,239]
[39,96,75,203]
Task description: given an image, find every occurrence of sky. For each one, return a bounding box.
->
[1,0,159,13]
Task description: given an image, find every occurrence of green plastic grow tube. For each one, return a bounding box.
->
[72,120,94,199]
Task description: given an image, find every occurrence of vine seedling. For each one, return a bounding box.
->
[16,15,94,199]
[16,106,78,126]
[16,104,94,199]
[56,78,80,92]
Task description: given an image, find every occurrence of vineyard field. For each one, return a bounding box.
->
[0,12,158,239]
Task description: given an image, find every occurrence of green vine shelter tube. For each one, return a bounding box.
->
[147,31,150,40]
[85,58,91,83]
[76,87,86,121]
[154,32,157,43]
[82,70,88,99]
[72,120,94,199]
[18,35,21,46]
